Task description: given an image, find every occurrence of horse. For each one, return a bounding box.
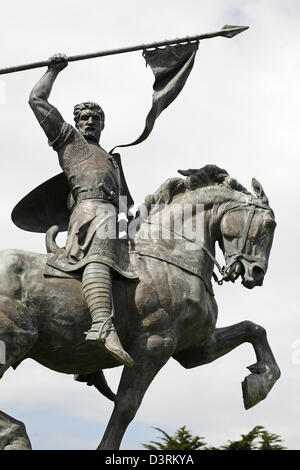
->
[0,166,280,450]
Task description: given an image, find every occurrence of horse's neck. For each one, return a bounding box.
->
[132,185,249,281]
[132,197,219,280]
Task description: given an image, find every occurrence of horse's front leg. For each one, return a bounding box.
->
[173,321,280,409]
[98,331,176,450]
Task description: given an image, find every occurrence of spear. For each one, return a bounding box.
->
[0,25,248,76]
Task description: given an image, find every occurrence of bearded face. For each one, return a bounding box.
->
[76,108,104,143]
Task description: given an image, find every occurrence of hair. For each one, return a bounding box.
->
[73,101,105,127]
[143,164,251,211]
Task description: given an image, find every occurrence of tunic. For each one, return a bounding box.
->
[38,107,136,279]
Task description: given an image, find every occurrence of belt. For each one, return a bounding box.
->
[76,184,118,206]
[76,190,110,203]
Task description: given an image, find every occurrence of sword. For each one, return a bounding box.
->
[0,25,249,76]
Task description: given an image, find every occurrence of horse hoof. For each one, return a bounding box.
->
[242,373,268,409]
[242,361,281,410]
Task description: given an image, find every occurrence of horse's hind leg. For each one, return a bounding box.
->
[173,321,280,409]
[0,349,35,450]
[0,342,35,450]
[0,362,32,450]
[0,297,37,449]
[98,331,176,450]
[0,409,31,450]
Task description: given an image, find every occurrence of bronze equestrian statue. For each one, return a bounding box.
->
[0,29,280,450]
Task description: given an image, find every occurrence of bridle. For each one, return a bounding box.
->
[205,200,271,285]
[136,199,271,287]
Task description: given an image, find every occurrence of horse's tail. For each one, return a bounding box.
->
[74,371,116,402]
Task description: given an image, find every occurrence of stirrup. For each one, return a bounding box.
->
[85,319,134,368]
[84,314,113,341]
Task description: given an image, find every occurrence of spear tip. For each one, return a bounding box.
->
[221,24,249,38]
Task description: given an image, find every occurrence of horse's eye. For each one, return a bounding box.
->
[265,219,276,230]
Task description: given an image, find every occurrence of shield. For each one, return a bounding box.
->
[11,173,70,233]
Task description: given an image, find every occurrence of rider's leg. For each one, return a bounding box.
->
[82,261,133,368]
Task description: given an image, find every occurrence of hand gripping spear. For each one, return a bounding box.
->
[0,25,248,75]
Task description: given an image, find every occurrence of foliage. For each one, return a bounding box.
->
[142,426,206,450]
[142,425,286,450]
[220,425,263,450]
[258,429,286,450]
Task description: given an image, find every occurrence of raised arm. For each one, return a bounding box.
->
[29,54,69,146]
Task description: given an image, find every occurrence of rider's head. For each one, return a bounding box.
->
[73,102,105,143]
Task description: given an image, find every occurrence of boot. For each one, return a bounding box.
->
[82,262,134,368]
[85,315,134,368]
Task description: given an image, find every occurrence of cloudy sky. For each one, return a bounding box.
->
[0,0,299,450]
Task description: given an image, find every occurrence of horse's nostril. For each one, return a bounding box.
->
[252,266,264,282]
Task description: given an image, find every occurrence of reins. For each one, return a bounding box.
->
[209,201,269,284]
[138,199,269,286]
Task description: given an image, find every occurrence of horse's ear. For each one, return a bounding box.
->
[251,178,269,205]
[178,169,195,177]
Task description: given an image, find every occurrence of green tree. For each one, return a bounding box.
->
[142,425,286,450]
[142,426,206,450]
[221,425,264,450]
[258,429,286,450]
[221,426,286,450]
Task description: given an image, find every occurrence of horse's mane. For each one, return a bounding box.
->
[143,164,251,212]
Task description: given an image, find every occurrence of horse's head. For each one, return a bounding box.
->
[219,179,276,289]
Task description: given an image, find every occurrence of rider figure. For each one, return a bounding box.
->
[29,54,134,368]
